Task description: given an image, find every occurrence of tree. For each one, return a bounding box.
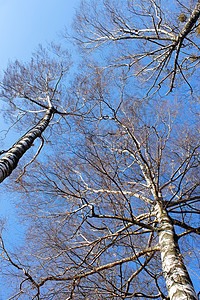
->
[0,1,200,299]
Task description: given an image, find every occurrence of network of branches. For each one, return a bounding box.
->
[0,0,199,299]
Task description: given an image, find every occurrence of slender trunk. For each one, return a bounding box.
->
[0,108,54,183]
[155,203,197,300]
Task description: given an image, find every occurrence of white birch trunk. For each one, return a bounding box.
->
[0,108,53,183]
[155,203,197,300]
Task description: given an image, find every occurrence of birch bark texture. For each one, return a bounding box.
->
[0,108,53,183]
[155,203,197,300]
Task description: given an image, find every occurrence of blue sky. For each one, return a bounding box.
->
[0,0,80,71]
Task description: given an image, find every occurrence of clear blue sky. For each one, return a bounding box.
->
[0,0,80,71]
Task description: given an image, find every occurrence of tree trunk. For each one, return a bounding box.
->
[155,203,197,300]
[0,108,54,183]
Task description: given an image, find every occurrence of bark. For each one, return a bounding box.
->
[0,107,54,183]
[178,0,200,42]
[155,203,197,300]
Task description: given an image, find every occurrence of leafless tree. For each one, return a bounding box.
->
[0,1,199,300]
[74,0,200,96]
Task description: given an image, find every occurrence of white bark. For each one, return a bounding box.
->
[155,203,197,300]
[0,108,53,183]
[178,0,200,42]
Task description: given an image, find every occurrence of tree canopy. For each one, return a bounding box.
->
[0,1,199,299]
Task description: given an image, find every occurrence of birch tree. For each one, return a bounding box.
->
[74,0,200,96]
[0,44,88,184]
[0,1,199,300]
